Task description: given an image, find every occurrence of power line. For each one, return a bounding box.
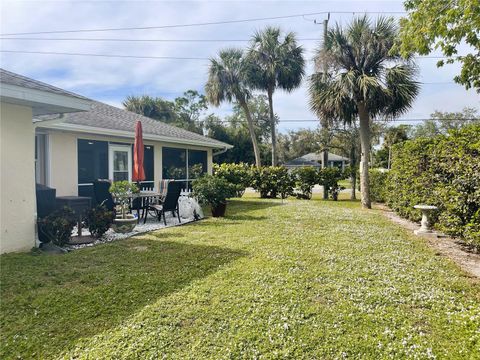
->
[0,10,407,36]
[215,118,479,123]
[0,50,209,60]
[0,49,457,62]
[0,37,320,42]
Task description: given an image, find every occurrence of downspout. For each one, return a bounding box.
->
[213,147,228,157]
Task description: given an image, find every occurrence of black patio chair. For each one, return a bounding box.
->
[147,181,182,225]
[93,180,115,211]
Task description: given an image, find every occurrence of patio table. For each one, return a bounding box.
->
[126,191,164,223]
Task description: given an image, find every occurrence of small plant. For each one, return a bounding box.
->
[84,204,114,238]
[318,167,345,201]
[192,175,236,216]
[109,181,139,219]
[250,166,294,199]
[37,207,76,246]
[292,166,318,199]
[213,163,252,197]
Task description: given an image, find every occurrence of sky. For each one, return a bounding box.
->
[1,0,479,133]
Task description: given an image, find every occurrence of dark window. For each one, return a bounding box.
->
[144,145,154,181]
[78,139,108,184]
[162,147,187,180]
[188,150,207,179]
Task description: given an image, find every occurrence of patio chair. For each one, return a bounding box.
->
[93,179,115,211]
[147,181,182,225]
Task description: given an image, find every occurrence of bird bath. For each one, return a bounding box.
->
[413,205,438,235]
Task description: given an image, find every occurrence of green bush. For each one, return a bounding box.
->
[192,175,237,208]
[251,166,295,199]
[292,167,318,199]
[318,167,345,201]
[84,205,114,238]
[369,169,388,203]
[213,163,252,197]
[387,123,480,248]
[37,207,76,246]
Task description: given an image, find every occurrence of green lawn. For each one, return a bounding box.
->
[1,196,479,359]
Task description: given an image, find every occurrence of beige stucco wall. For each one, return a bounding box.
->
[0,102,36,253]
[49,131,78,196]
[43,130,215,196]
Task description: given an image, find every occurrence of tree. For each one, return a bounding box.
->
[328,122,360,200]
[123,95,177,123]
[123,92,205,133]
[205,48,262,167]
[309,16,419,208]
[204,114,270,165]
[277,128,320,164]
[228,94,274,142]
[384,125,410,169]
[410,107,480,138]
[173,90,208,133]
[247,26,305,166]
[398,0,480,92]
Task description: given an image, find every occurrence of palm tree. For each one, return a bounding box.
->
[205,48,262,167]
[309,16,419,208]
[247,27,305,165]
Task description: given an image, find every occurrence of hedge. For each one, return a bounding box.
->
[369,169,388,203]
[386,123,480,248]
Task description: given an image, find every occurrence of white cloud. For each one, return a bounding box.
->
[1,0,478,134]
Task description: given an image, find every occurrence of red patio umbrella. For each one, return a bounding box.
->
[132,120,146,182]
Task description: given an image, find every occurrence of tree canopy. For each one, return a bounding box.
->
[123,91,207,134]
[398,0,480,91]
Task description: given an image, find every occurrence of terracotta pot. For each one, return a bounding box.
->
[211,202,227,217]
[112,214,137,233]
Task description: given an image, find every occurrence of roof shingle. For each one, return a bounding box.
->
[0,68,88,100]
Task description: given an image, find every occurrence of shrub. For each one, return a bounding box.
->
[318,167,345,201]
[292,167,318,199]
[192,175,237,208]
[213,163,252,197]
[387,123,480,248]
[37,207,76,246]
[250,166,295,199]
[84,205,114,238]
[369,169,388,203]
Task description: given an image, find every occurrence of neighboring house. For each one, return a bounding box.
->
[0,68,231,254]
[284,152,349,171]
[1,68,91,253]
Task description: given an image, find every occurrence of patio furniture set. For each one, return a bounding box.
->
[36,179,187,241]
[92,179,183,226]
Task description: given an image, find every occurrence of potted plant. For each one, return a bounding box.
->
[109,181,139,233]
[192,175,236,217]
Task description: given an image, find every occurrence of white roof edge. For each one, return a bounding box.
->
[0,83,91,112]
[40,122,233,149]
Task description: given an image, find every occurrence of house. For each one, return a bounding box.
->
[0,68,231,254]
[1,69,91,253]
[284,152,349,171]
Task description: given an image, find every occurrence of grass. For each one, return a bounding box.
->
[1,195,479,359]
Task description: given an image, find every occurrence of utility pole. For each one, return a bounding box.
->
[322,13,330,200]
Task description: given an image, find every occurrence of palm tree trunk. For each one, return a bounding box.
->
[322,149,329,199]
[357,102,371,209]
[350,142,356,200]
[240,101,262,168]
[267,88,277,166]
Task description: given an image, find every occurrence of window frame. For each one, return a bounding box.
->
[108,144,132,182]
